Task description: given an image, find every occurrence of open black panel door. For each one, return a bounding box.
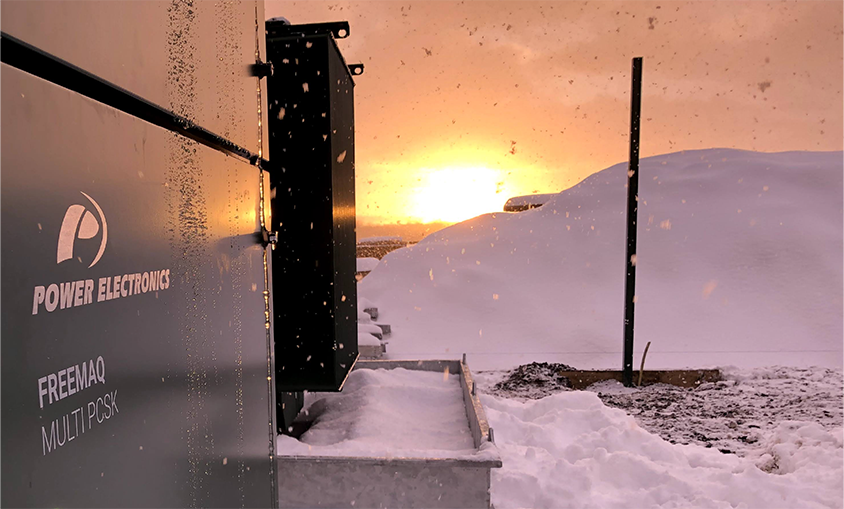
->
[266,20,359,397]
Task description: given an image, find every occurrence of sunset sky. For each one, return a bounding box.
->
[266,1,843,236]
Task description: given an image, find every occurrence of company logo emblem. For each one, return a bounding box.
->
[57,192,108,268]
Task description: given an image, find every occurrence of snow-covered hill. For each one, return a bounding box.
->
[359,149,843,370]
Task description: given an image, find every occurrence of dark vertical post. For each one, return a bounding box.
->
[622,57,643,387]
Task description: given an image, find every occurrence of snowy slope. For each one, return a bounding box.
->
[359,149,843,370]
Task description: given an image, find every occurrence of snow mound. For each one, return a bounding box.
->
[483,390,843,509]
[749,421,843,476]
[357,331,380,346]
[359,149,843,370]
[356,257,380,272]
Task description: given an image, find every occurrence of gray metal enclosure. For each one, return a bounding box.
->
[1,2,277,507]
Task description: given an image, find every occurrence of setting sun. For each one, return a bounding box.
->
[407,166,511,223]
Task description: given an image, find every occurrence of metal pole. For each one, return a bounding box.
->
[622,57,643,387]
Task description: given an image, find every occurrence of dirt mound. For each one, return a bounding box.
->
[491,362,576,399]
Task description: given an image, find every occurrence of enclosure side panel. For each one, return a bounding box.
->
[1,65,274,508]
[1,0,263,152]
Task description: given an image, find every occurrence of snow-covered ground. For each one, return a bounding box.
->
[481,383,842,509]
[476,364,842,456]
[475,364,843,508]
[359,148,843,370]
[354,149,844,508]
[589,366,844,457]
[282,366,842,508]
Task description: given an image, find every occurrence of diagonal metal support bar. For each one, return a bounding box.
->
[0,31,271,170]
